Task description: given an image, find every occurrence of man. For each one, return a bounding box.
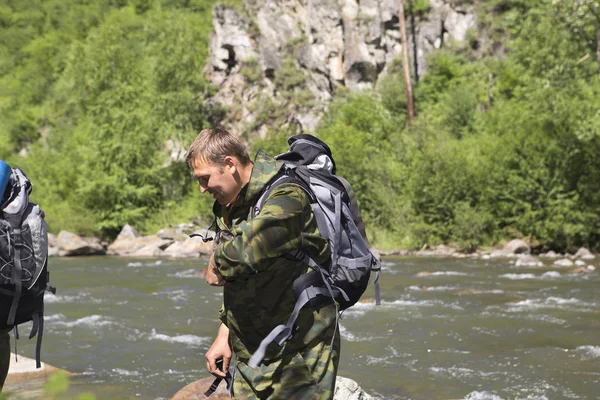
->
[186,128,339,399]
[0,328,9,391]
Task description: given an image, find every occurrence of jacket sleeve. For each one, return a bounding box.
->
[213,184,310,281]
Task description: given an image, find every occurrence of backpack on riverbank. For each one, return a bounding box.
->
[0,168,54,368]
[247,134,381,368]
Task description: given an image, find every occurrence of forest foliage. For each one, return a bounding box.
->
[1,0,599,251]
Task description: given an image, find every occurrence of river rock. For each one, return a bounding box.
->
[334,376,373,400]
[4,353,70,389]
[163,236,213,258]
[56,230,105,256]
[108,234,173,257]
[157,223,197,241]
[47,233,59,257]
[171,376,229,399]
[574,247,595,260]
[116,224,141,240]
[416,244,457,257]
[540,250,561,258]
[490,239,530,257]
[554,258,574,267]
[515,254,543,268]
[170,375,373,399]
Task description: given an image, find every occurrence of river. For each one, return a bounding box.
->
[6,255,600,399]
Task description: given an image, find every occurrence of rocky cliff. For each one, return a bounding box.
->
[204,0,477,137]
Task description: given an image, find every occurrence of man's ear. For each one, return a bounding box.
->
[223,156,238,174]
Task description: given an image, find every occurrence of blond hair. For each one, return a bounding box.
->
[186,127,251,168]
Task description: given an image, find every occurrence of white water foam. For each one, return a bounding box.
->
[408,285,460,292]
[127,260,164,268]
[417,271,469,276]
[172,269,205,278]
[152,289,189,303]
[44,314,66,322]
[502,297,597,312]
[149,329,210,347]
[112,368,141,376]
[51,315,114,328]
[576,345,600,359]
[500,272,562,280]
[344,298,457,317]
[500,273,537,280]
[541,271,561,278]
[45,292,102,304]
[339,324,359,341]
[464,391,504,400]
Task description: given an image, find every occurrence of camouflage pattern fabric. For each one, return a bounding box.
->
[212,151,339,399]
[0,328,10,391]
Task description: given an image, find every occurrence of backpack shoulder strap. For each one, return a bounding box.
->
[335,175,369,245]
[252,167,313,219]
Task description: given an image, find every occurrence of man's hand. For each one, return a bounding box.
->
[205,324,232,378]
[206,253,226,286]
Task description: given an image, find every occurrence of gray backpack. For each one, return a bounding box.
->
[248,134,381,368]
[0,168,54,368]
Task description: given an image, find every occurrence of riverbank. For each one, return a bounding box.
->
[49,225,597,274]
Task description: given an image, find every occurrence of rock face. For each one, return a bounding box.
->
[170,375,373,400]
[205,0,477,136]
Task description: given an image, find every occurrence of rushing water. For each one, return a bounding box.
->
[5,256,600,399]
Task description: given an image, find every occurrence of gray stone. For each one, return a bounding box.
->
[515,254,543,268]
[115,224,141,241]
[108,235,173,257]
[334,376,374,400]
[574,247,595,260]
[554,258,574,267]
[540,250,560,258]
[171,375,372,400]
[163,236,213,258]
[56,231,105,256]
[503,239,530,254]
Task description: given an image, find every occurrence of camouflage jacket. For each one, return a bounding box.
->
[213,151,332,362]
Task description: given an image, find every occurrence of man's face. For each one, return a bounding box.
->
[191,157,242,205]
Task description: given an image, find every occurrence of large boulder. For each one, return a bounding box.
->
[47,233,59,257]
[55,231,105,256]
[574,247,595,260]
[171,376,230,400]
[4,353,71,391]
[490,239,530,257]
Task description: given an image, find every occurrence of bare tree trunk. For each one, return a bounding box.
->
[398,0,414,124]
[409,0,419,83]
[487,73,494,108]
